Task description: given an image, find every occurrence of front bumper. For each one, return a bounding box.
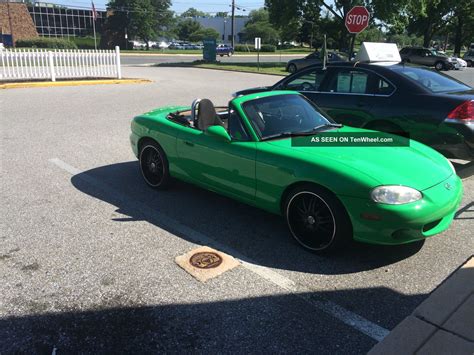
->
[340,173,463,245]
[130,132,140,158]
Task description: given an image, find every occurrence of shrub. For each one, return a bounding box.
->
[261,44,276,52]
[70,36,98,49]
[234,43,276,52]
[16,37,78,49]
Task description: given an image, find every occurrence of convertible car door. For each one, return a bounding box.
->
[176,112,257,202]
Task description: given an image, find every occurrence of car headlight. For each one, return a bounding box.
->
[371,185,422,205]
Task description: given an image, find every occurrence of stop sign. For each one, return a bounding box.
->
[345,6,370,33]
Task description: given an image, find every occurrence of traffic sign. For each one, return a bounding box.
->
[254,37,261,50]
[345,6,370,34]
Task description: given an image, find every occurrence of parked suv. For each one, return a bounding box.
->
[400,47,454,70]
[463,50,474,67]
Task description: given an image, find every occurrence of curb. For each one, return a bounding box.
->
[369,256,474,354]
[0,78,151,89]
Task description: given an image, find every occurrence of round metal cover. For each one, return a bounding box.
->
[189,252,223,269]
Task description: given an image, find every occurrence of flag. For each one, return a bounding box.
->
[91,1,97,21]
[322,34,327,70]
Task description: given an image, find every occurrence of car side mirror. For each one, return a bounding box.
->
[205,125,231,142]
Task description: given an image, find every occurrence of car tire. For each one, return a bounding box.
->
[287,63,297,73]
[467,60,472,67]
[228,52,233,57]
[284,184,352,253]
[139,141,171,189]
[435,61,445,71]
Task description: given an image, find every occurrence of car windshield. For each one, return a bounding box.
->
[391,66,471,93]
[242,94,335,140]
[431,50,447,57]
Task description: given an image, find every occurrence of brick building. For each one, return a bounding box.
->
[0,2,38,45]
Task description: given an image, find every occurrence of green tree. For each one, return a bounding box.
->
[265,0,354,50]
[180,7,207,18]
[242,9,280,45]
[176,19,202,41]
[189,28,220,42]
[103,0,172,49]
[215,12,228,18]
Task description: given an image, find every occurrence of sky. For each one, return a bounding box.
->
[41,0,265,15]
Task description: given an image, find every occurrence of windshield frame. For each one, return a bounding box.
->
[241,94,337,141]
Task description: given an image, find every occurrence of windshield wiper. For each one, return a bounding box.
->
[306,123,343,132]
[261,123,343,141]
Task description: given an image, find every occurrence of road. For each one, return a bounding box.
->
[1,67,473,353]
[121,53,304,65]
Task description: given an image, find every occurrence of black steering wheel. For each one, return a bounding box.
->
[301,81,316,91]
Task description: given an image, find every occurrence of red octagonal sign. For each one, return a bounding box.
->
[345,6,370,34]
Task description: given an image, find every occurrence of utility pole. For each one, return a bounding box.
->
[6,0,15,47]
[231,0,235,49]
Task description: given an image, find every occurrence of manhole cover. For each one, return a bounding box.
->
[189,252,223,269]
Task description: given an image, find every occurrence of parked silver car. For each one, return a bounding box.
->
[285,51,348,73]
[463,50,474,67]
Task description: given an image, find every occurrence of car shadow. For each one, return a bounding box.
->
[0,286,432,353]
[71,161,425,276]
[453,160,474,179]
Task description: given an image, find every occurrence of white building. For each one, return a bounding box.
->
[193,17,249,44]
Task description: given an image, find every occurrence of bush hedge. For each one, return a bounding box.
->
[234,44,276,52]
[16,37,78,49]
[70,36,98,49]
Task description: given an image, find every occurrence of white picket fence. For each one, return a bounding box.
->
[0,46,122,82]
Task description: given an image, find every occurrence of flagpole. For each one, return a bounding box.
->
[91,1,97,50]
[92,17,97,50]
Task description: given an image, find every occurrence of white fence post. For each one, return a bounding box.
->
[115,46,122,79]
[2,48,121,82]
[48,51,56,82]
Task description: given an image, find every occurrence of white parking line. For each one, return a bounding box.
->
[49,157,390,342]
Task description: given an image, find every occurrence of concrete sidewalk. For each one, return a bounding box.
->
[370,256,474,354]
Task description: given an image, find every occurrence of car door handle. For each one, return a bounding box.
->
[184,141,194,147]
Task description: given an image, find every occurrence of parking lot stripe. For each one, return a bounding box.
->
[49,157,390,342]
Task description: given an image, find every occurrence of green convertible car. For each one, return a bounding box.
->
[130,91,463,252]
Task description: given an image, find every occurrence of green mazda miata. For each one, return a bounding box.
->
[130,91,463,252]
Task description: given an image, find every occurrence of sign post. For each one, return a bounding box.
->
[345,6,370,59]
[255,37,261,71]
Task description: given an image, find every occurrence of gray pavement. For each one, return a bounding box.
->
[1,66,473,353]
[121,53,304,65]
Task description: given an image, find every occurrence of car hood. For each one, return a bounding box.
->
[265,127,453,191]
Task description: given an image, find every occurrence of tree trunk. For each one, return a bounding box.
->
[423,21,433,47]
[454,17,463,56]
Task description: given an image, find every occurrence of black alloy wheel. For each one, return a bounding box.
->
[284,185,352,252]
[139,142,170,189]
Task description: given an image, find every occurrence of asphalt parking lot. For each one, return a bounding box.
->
[1,66,473,353]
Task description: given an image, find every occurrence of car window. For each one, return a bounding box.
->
[372,76,395,96]
[326,69,370,94]
[280,69,327,92]
[242,94,332,139]
[228,108,251,141]
[391,66,471,93]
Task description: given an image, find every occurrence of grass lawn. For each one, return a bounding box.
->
[155,61,288,75]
